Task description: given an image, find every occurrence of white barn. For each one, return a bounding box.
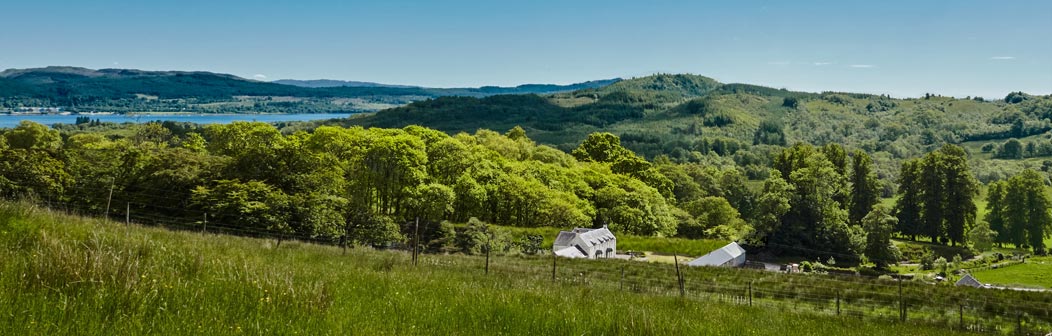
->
[687,242,746,267]
[552,226,616,259]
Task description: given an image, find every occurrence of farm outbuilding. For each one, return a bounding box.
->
[955,274,982,288]
[687,242,746,267]
[552,226,616,259]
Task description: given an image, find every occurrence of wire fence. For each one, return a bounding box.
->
[464,253,1045,335]
[964,260,1027,272]
[9,197,1052,335]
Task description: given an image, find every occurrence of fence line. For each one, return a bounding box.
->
[486,258,1044,334]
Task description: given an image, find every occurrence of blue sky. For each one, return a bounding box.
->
[2,0,1049,98]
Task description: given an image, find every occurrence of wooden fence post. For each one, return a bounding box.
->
[836,290,841,316]
[748,281,753,306]
[898,278,905,322]
[551,252,557,282]
[105,180,114,219]
[412,217,420,266]
[1017,312,1022,336]
[674,253,684,297]
[620,265,625,291]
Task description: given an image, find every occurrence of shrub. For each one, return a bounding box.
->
[981,143,995,153]
[456,218,515,255]
[920,249,936,270]
[427,221,458,253]
[934,257,948,276]
[518,234,543,255]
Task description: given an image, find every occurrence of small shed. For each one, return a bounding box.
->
[687,242,746,267]
[955,274,982,288]
[552,226,616,259]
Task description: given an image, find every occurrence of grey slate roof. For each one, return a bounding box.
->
[687,242,746,267]
[955,274,982,287]
[553,231,576,247]
[554,246,587,258]
[575,227,615,247]
[554,227,615,248]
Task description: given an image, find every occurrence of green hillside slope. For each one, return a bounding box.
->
[0,202,980,335]
[341,74,1052,180]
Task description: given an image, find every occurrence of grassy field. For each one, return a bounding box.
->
[960,133,1052,161]
[0,202,989,335]
[971,256,1052,289]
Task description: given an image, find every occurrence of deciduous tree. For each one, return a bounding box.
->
[862,205,901,269]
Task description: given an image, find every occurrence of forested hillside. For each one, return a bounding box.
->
[340,74,1052,182]
[0,67,618,114]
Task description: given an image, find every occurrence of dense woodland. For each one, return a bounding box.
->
[3,117,1050,267]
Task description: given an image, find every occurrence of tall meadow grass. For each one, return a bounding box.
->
[0,202,973,335]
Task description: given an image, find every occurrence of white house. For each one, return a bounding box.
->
[687,242,746,267]
[552,226,616,259]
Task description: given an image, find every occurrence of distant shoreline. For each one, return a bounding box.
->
[0,112,354,129]
[1,111,358,116]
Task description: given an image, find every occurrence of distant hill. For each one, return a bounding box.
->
[0,67,620,113]
[273,78,622,94]
[0,66,246,82]
[0,66,431,99]
[273,79,418,89]
[346,74,723,134]
[471,78,624,95]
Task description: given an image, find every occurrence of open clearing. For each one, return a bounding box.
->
[971,256,1052,289]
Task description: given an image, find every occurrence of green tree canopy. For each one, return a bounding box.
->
[998,169,1052,253]
[572,132,633,164]
[849,150,880,225]
[4,120,61,151]
[862,205,902,269]
[679,196,749,240]
[769,144,862,259]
